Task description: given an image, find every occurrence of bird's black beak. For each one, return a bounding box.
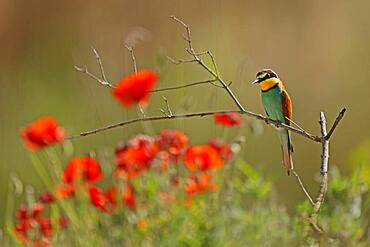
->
[251,78,260,85]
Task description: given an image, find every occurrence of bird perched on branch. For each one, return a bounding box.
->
[252,69,293,175]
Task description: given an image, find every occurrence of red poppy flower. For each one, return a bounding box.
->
[89,186,118,213]
[156,130,188,161]
[214,112,242,126]
[105,186,117,206]
[123,184,136,209]
[184,173,216,196]
[197,172,216,191]
[16,206,28,220]
[14,221,30,243]
[88,186,108,212]
[37,218,53,238]
[56,183,75,198]
[39,192,55,204]
[31,203,44,218]
[184,145,224,171]
[115,135,158,180]
[14,203,54,243]
[62,157,102,183]
[112,70,158,107]
[20,117,65,151]
[208,138,233,161]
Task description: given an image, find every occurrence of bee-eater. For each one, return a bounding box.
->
[252,69,293,175]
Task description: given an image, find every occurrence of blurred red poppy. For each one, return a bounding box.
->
[14,221,30,243]
[112,70,158,107]
[14,203,54,243]
[123,184,136,209]
[16,206,28,220]
[185,173,216,196]
[89,186,118,213]
[62,157,102,184]
[184,145,224,171]
[105,186,117,206]
[38,218,53,238]
[156,130,188,161]
[31,203,44,218]
[214,112,242,126]
[208,138,233,161]
[56,183,75,198]
[39,192,55,204]
[20,117,65,151]
[89,186,109,212]
[115,135,158,180]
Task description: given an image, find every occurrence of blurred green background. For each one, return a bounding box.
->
[0,0,369,225]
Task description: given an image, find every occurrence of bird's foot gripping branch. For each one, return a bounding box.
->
[9,16,346,245]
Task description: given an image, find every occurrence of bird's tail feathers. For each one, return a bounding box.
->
[278,130,294,175]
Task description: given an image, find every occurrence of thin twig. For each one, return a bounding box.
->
[124,44,138,74]
[285,117,305,132]
[207,51,219,76]
[74,65,114,89]
[292,170,315,205]
[162,96,173,117]
[170,16,245,112]
[167,56,198,64]
[91,46,108,82]
[151,79,232,92]
[67,109,323,142]
[137,105,146,118]
[325,108,346,140]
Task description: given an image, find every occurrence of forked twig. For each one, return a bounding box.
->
[75,47,114,88]
[169,15,246,112]
[124,44,138,74]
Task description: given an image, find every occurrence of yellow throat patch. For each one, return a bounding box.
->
[259,78,280,91]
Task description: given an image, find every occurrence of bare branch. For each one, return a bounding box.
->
[167,56,198,65]
[319,112,329,176]
[124,44,138,74]
[292,171,315,205]
[207,51,219,76]
[325,107,346,140]
[170,15,246,112]
[91,46,108,82]
[74,65,115,89]
[307,112,330,233]
[151,79,233,93]
[67,109,323,142]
